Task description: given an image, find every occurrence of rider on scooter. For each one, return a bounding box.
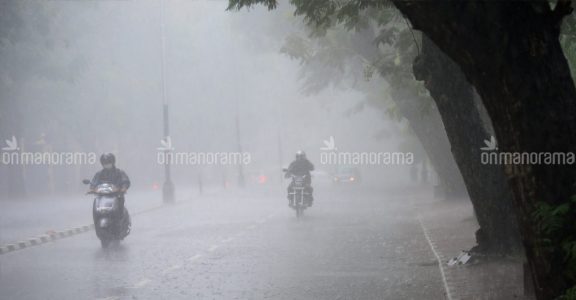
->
[89,153,130,217]
[286,150,314,207]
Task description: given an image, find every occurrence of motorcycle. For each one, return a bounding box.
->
[82,179,131,248]
[283,169,312,219]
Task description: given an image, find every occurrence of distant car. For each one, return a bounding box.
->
[332,166,361,184]
[244,169,271,186]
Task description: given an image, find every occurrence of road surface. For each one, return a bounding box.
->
[0,184,446,300]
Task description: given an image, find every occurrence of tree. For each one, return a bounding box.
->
[561,13,576,82]
[229,1,576,297]
[413,35,521,254]
[229,0,521,255]
[281,22,468,200]
[391,2,576,298]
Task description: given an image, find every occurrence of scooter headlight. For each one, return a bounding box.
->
[97,207,113,213]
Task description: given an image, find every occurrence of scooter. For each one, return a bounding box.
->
[82,180,131,248]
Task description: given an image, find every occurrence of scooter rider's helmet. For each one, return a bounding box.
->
[100,153,116,167]
[295,150,306,161]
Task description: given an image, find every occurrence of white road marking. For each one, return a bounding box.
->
[418,215,453,300]
[221,237,234,243]
[126,278,152,289]
[97,211,278,299]
[188,254,202,262]
[161,265,182,275]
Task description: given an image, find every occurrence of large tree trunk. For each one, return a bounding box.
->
[387,85,468,199]
[413,36,522,254]
[350,26,467,199]
[393,1,576,298]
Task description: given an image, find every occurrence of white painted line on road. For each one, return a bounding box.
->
[220,237,234,244]
[259,212,275,223]
[96,296,120,300]
[208,245,220,252]
[131,278,152,289]
[247,225,257,230]
[188,254,202,262]
[162,265,182,275]
[418,215,453,300]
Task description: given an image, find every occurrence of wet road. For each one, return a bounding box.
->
[0,185,446,300]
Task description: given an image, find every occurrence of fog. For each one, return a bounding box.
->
[0,0,417,197]
[0,1,506,300]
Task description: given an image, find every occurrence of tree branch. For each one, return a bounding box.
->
[552,0,574,22]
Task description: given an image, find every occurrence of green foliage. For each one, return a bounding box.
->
[533,194,576,292]
[558,285,576,300]
[229,0,432,141]
[540,24,576,300]
[227,0,278,11]
[280,34,312,61]
[229,0,393,35]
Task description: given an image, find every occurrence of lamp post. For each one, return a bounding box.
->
[235,106,245,188]
[160,0,174,203]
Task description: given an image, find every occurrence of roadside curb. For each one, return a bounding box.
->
[0,193,215,256]
[0,224,94,255]
[418,216,454,300]
[415,199,530,300]
[0,204,167,256]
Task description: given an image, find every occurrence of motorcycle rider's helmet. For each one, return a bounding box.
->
[100,153,116,169]
[295,150,306,160]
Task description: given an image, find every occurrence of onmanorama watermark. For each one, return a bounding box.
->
[1,151,97,165]
[320,151,414,166]
[480,136,575,165]
[481,151,576,165]
[157,151,251,165]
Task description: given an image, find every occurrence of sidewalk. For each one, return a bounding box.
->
[414,191,532,300]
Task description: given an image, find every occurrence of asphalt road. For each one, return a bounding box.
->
[0,184,446,300]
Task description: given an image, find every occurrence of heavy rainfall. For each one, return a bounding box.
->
[1,1,576,299]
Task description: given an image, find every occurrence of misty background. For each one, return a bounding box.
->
[0,0,426,200]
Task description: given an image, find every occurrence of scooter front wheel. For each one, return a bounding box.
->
[100,239,111,248]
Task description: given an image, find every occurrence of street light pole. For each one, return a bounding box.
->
[277,111,284,188]
[160,0,174,203]
[235,108,245,188]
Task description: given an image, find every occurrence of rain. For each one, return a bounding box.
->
[1,1,575,299]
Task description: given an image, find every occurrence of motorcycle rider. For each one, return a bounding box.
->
[90,153,131,216]
[286,150,314,207]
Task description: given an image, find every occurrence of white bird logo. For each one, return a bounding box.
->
[157,136,174,151]
[2,136,19,151]
[481,136,498,151]
[320,136,337,151]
